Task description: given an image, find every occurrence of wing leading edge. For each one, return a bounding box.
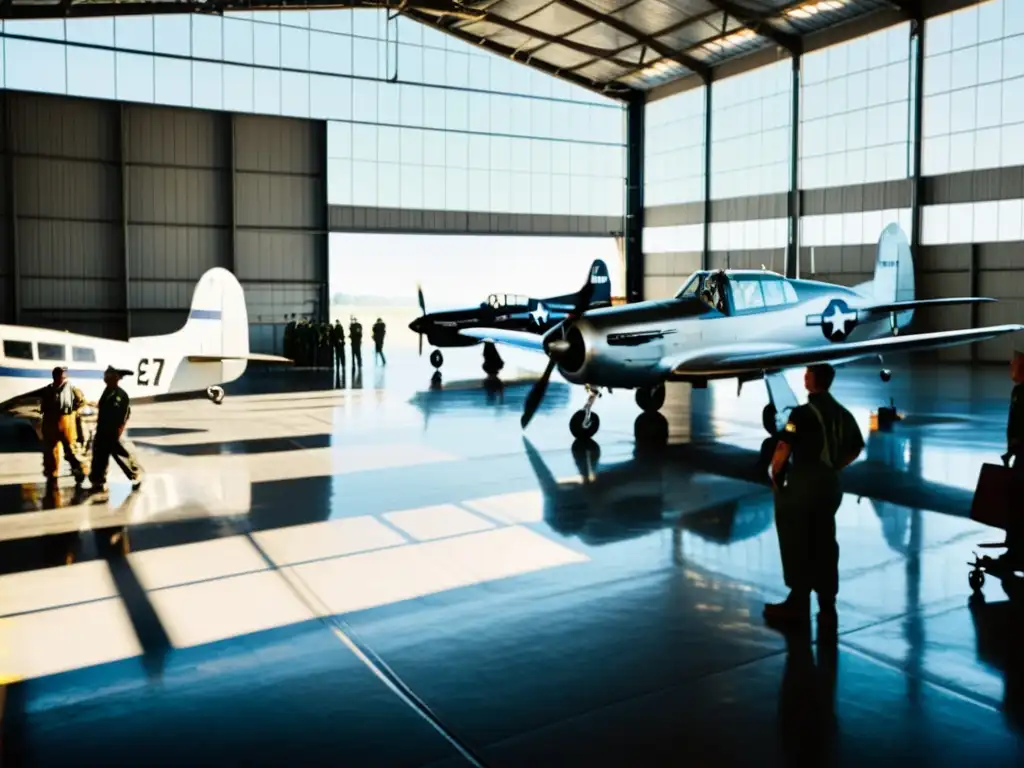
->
[673,324,1024,377]
[458,327,547,352]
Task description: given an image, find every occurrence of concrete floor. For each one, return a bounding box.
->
[1,348,1022,766]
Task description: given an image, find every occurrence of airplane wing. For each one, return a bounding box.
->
[671,324,1024,377]
[858,297,994,314]
[458,327,547,352]
[187,353,293,364]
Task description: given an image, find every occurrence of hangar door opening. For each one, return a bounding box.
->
[329,233,626,351]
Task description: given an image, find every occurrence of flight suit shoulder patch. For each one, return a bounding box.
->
[784,422,797,433]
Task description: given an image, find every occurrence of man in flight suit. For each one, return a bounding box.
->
[35,366,88,487]
[372,318,386,365]
[765,363,864,624]
[331,320,346,378]
[1006,350,1024,468]
[349,316,363,369]
[89,366,143,493]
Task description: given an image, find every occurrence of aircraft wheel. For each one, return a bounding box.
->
[762,404,778,436]
[880,369,892,383]
[430,350,444,369]
[634,412,669,446]
[969,568,985,591]
[206,386,225,405]
[635,384,666,412]
[569,409,600,440]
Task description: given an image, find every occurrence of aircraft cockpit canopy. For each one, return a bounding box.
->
[487,294,529,309]
[674,271,799,314]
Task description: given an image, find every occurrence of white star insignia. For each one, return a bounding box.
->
[530,303,549,326]
[822,304,858,339]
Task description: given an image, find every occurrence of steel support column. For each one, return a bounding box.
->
[787,54,801,279]
[4,92,19,324]
[909,19,925,257]
[969,242,980,362]
[318,120,330,323]
[228,113,237,276]
[701,83,712,271]
[118,103,131,338]
[624,93,644,303]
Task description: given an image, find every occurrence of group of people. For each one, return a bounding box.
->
[33,365,143,493]
[764,351,1024,627]
[283,315,387,371]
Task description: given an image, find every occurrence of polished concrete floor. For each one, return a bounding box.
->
[1,346,1023,766]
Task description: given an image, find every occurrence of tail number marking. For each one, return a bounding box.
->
[137,358,165,386]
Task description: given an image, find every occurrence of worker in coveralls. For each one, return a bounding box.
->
[89,366,143,493]
[35,366,88,487]
[764,364,864,625]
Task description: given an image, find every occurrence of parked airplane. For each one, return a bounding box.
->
[0,267,290,435]
[408,258,612,372]
[457,224,1024,439]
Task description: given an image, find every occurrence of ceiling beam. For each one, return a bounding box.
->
[701,0,801,53]
[554,0,710,80]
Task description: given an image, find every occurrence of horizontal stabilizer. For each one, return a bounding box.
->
[458,327,547,352]
[188,353,293,364]
[862,297,995,314]
[675,324,1024,377]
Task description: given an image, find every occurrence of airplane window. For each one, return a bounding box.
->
[72,346,96,363]
[675,273,703,298]
[782,281,798,304]
[733,279,765,311]
[761,279,786,307]
[37,343,66,361]
[3,340,33,360]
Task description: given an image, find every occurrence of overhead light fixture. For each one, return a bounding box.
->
[703,27,756,53]
[784,0,847,20]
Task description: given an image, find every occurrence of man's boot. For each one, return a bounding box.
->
[764,591,811,623]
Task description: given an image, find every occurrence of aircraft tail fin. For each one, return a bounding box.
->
[178,268,250,382]
[871,223,915,330]
[586,259,611,305]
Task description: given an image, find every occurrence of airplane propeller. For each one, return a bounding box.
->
[415,283,426,356]
[520,275,595,430]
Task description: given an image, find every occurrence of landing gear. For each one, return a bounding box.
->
[569,386,601,439]
[206,386,225,405]
[430,350,444,369]
[635,383,666,413]
[880,369,892,383]
[482,342,504,378]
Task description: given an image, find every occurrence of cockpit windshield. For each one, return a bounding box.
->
[487,294,528,308]
[674,272,704,299]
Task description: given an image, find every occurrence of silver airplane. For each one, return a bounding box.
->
[458,223,1024,439]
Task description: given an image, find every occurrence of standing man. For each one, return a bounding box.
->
[89,366,143,493]
[349,316,363,369]
[372,317,387,365]
[765,364,864,624]
[35,366,88,487]
[331,319,346,380]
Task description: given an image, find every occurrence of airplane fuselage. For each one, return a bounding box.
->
[552,277,886,389]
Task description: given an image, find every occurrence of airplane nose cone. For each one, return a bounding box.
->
[409,318,421,333]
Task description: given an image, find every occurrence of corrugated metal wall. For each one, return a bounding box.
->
[0,90,327,355]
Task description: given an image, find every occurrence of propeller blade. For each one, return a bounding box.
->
[521,357,557,430]
[417,283,426,316]
[418,332,423,356]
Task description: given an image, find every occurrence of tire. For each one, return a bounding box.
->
[635,384,666,412]
[569,409,600,439]
[969,569,985,591]
[430,350,444,369]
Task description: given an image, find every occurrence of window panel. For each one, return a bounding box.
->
[922,135,950,175]
[400,164,424,209]
[5,19,64,40]
[192,15,223,59]
[67,47,115,100]
[923,93,951,137]
[1004,77,1024,125]
[923,52,951,96]
[926,12,952,56]
[951,4,979,49]
[224,65,255,113]
[6,39,66,94]
[399,83,424,128]
[1008,49,1024,84]
[115,17,154,52]
[445,168,468,210]
[311,9,351,34]
[67,18,114,46]
[281,71,310,117]
[977,82,1002,128]
[223,18,254,64]
[1001,122,1024,166]
[154,15,190,55]
[155,56,191,107]
[192,61,223,111]
[281,25,310,70]
[975,126,1002,169]
[310,74,349,121]
[950,46,979,91]
[378,162,400,208]
[352,160,377,206]
[948,131,975,173]
[116,52,155,103]
[352,80,378,123]
[254,68,282,115]
[253,21,280,67]
[998,199,1023,241]
[327,158,351,205]
[352,9,379,39]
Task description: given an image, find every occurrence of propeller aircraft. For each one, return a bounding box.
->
[457,224,1024,439]
[408,259,612,373]
[0,267,291,437]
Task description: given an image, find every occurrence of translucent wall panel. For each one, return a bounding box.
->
[708,219,788,251]
[921,200,1024,244]
[710,60,791,200]
[800,22,911,189]
[923,0,1024,175]
[643,224,704,253]
[645,86,705,207]
[800,209,912,246]
[1,10,627,218]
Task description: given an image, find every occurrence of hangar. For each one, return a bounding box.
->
[1,0,1023,764]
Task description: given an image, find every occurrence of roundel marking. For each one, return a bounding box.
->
[821,298,858,342]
